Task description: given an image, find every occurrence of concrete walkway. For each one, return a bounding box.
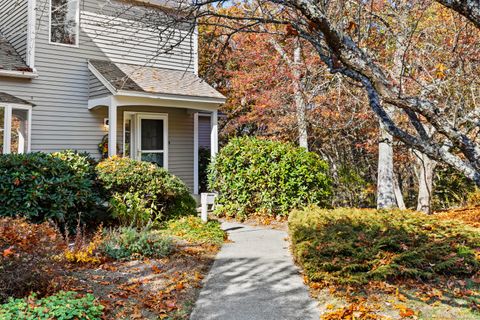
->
[190,222,320,320]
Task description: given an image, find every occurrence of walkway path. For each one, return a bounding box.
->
[190,222,320,320]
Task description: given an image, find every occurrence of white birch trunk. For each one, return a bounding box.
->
[293,39,308,150]
[377,114,398,209]
[415,152,436,213]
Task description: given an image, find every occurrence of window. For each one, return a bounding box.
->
[0,106,31,155]
[49,0,80,46]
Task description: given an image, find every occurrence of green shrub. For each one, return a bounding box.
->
[0,291,103,320]
[289,208,480,285]
[209,137,332,219]
[163,216,225,245]
[0,152,98,227]
[102,227,172,260]
[96,157,196,225]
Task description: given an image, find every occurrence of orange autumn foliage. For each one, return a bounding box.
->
[0,218,65,302]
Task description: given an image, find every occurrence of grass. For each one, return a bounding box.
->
[162,216,226,246]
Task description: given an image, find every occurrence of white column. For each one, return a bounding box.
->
[26,0,36,69]
[3,105,12,154]
[210,110,218,159]
[108,98,117,157]
[193,112,199,194]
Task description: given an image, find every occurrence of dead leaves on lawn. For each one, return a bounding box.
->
[59,243,218,319]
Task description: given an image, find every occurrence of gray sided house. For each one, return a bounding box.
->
[0,0,224,194]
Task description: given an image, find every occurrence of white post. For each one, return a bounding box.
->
[26,0,36,69]
[108,98,117,157]
[3,105,12,154]
[210,110,218,160]
[193,112,199,194]
[201,193,208,223]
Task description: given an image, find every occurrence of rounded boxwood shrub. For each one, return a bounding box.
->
[0,151,99,227]
[209,137,332,219]
[96,157,196,225]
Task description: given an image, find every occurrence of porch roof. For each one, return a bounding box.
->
[88,59,226,103]
[0,92,34,106]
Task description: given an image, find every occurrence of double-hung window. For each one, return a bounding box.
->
[49,0,80,46]
[0,105,32,154]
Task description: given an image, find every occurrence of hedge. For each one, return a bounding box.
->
[209,137,332,218]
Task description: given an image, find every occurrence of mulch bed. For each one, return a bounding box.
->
[61,241,219,320]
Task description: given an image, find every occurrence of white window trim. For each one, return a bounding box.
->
[123,111,134,158]
[48,0,80,48]
[1,104,33,154]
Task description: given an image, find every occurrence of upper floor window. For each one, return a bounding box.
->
[49,0,80,46]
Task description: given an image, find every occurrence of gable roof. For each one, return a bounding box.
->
[0,92,34,106]
[0,34,31,72]
[89,59,225,101]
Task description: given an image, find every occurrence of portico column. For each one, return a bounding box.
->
[193,112,199,194]
[210,110,218,160]
[108,97,117,157]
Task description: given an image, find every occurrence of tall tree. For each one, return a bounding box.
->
[188,0,480,185]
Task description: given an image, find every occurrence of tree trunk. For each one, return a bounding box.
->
[376,16,407,210]
[413,126,437,214]
[377,115,398,209]
[293,38,308,150]
[415,152,436,213]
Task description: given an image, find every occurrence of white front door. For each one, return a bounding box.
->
[130,113,168,169]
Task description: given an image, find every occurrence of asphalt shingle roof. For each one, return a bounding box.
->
[89,59,225,100]
[0,92,34,105]
[0,34,31,72]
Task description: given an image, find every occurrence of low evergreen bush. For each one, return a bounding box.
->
[0,151,99,227]
[163,216,225,245]
[96,157,196,225]
[101,227,172,260]
[289,208,480,285]
[209,137,332,219]
[0,291,103,320]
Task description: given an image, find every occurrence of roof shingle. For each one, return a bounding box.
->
[0,92,34,105]
[89,59,225,101]
[0,34,31,72]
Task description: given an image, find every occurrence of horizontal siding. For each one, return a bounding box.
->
[0,0,28,60]
[89,73,110,98]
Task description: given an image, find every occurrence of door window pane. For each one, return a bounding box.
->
[50,0,79,45]
[0,107,4,154]
[141,152,164,167]
[11,109,29,154]
[141,119,164,150]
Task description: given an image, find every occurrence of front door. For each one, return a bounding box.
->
[136,113,168,169]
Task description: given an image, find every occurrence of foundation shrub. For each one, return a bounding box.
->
[0,151,100,227]
[96,157,196,226]
[209,137,332,219]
